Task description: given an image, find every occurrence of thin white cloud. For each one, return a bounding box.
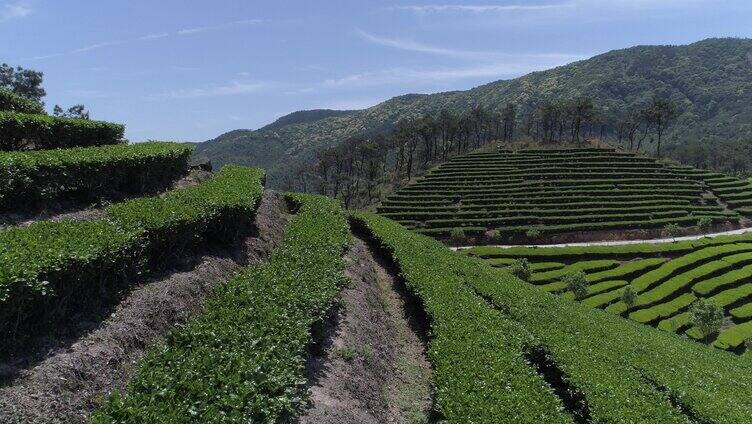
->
[357,30,493,60]
[154,80,273,99]
[140,32,169,40]
[357,30,585,62]
[176,19,262,36]
[177,26,210,35]
[71,41,121,53]
[320,58,581,88]
[17,18,263,62]
[1,1,32,21]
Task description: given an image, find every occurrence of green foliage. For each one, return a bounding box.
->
[354,211,752,422]
[381,149,740,237]
[663,223,680,237]
[486,229,502,243]
[0,111,124,151]
[93,193,349,422]
[714,321,752,350]
[621,286,637,308]
[449,227,465,243]
[563,271,588,300]
[691,298,724,341]
[531,259,619,285]
[0,166,265,350]
[0,63,45,102]
[352,212,569,422]
[696,216,713,232]
[0,141,192,211]
[197,38,752,186]
[0,89,44,114]
[509,258,531,281]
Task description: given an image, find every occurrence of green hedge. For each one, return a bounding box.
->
[585,258,666,284]
[0,165,265,350]
[730,303,752,320]
[351,212,569,422]
[714,321,752,350]
[657,312,692,334]
[0,90,44,114]
[0,111,124,151]
[605,245,752,314]
[629,293,697,324]
[356,211,752,422]
[693,263,752,296]
[561,280,628,300]
[530,259,619,285]
[93,193,349,422]
[0,141,192,211]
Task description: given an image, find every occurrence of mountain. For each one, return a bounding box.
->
[195,38,752,187]
[258,109,356,132]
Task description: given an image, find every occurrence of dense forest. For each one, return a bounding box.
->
[196,38,752,189]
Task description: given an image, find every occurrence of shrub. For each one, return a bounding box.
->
[697,216,713,233]
[353,211,752,422]
[449,227,465,244]
[0,141,192,211]
[93,194,348,422]
[509,258,531,281]
[621,286,637,308]
[0,166,265,349]
[487,229,502,243]
[0,111,124,151]
[526,228,541,239]
[564,271,588,300]
[663,223,680,237]
[0,89,44,114]
[690,298,724,343]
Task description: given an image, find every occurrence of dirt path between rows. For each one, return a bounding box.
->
[0,190,290,424]
[293,236,433,424]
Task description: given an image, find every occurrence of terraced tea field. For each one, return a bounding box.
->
[467,232,752,353]
[4,99,752,421]
[379,148,752,241]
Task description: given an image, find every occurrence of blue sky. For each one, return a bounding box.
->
[2,1,752,142]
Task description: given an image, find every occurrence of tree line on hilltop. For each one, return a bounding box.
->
[286,95,683,209]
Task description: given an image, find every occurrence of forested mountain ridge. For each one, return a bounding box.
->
[195,38,752,187]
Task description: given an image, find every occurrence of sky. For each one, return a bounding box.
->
[2,1,752,142]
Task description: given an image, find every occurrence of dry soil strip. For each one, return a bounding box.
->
[293,235,433,424]
[0,190,289,424]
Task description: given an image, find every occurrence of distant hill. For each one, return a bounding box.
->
[195,38,752,187]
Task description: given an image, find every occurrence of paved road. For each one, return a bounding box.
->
[451,226,752,251]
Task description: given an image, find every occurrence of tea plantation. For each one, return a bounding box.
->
[4,100,752,422]
[468,232,752,353]
[379,148,751,240]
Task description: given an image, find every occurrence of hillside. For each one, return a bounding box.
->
[5,86,752,422]
[258,109,357,132]
[196,38,752,188]
[379,147,751,243]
